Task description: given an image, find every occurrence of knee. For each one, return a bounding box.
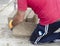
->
[30,40,35,44]
[29,36,36,44]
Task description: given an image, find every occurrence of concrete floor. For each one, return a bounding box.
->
[0,25,59,46]
[0,25,60,46]
[0,0,60,46]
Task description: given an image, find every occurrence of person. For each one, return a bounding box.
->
[10,0,60,44]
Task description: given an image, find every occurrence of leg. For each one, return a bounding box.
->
[39,32,60,43]
[30,21,60,44]
[39,21,60,43]
[30,24,45,44]
[47,21,60,35]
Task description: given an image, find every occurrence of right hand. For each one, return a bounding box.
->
[9,11,25,29]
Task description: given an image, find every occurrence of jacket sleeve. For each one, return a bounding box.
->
[17,0,27,11]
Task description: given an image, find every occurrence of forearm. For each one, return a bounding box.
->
[12,10,25,26]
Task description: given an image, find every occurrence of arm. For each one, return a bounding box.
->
[12,10,25,27]
[12,0,27,27]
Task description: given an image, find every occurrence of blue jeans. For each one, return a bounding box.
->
[30,21,60,44]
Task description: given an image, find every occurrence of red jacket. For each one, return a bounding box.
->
[18,0,60,25]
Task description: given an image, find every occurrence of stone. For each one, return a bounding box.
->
[13,22,37,37]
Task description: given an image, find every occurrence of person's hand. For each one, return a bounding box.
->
[9,11,25,30]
